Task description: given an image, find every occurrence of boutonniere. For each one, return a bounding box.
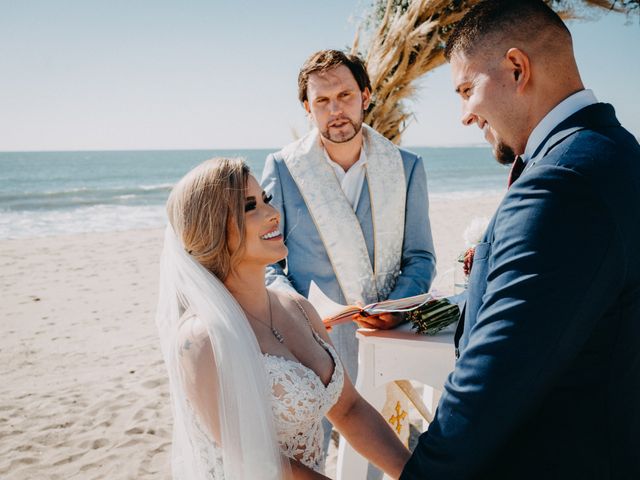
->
[455,217,489,292]
[462,246,475,276]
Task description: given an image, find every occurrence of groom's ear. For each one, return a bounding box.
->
[505,48,531,94]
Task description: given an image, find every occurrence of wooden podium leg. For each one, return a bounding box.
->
[417,384,441,431]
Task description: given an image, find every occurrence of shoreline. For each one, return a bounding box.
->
[0,193,502,478]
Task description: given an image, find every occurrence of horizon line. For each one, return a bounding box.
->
[0,143,491,154]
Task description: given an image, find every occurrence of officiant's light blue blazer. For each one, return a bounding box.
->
[402,104,640,479]
[261,148,437,381]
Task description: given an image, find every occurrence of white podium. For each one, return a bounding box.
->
[336,323,455,479]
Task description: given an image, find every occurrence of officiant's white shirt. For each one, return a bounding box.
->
[523,89,597,163]
[324,147,367,211]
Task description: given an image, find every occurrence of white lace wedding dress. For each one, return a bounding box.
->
[185,316,345,478]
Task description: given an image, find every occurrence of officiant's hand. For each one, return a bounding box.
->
[353,312,405,330]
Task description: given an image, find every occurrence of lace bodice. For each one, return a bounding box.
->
[186,320,344,477]
[264,331,344,472]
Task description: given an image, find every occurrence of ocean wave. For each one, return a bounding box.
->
[1,183,173,199]
[0,204,167,239]
[139,183,174,191]
[0,183,174,211]
[429,188,506,200]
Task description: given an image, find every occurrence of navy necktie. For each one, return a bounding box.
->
[508,156,525,188]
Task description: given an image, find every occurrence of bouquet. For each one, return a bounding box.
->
[407,298,460,335]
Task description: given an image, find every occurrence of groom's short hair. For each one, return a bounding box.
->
[444,0,571,61]
[297,49,371,104]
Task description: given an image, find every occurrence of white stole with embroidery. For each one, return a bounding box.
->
[282,124,406,305]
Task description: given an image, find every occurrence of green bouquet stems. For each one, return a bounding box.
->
[407,298,460,335]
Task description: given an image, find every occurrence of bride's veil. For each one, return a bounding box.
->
[156,225,289,479]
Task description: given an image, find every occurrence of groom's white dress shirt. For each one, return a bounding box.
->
[523,89,598,164]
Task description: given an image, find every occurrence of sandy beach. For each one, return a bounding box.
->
[0,193,502,479]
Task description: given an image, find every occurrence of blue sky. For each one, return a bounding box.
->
[1,1,638,151]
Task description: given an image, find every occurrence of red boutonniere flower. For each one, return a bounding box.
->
[457,218,489,290]
[463,246,475,276]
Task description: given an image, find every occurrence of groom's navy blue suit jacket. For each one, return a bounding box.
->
[402,104,640,479]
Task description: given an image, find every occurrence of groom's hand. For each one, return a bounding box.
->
[353,312,405,330]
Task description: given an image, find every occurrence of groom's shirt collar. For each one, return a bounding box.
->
[523,89,597,163]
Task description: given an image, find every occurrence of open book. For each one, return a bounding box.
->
[307,281,433,328]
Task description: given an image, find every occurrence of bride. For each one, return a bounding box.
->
[156,157,410,479]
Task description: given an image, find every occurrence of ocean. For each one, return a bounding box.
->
[0,147,507,239]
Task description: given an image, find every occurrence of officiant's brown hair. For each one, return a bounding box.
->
[297,49,372,104]
[167,157,249,280]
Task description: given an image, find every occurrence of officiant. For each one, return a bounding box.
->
[261,49,437,385]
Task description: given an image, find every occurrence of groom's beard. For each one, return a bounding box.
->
[484,124,516,165]
[321,111,364,144]
[494,141,517,166]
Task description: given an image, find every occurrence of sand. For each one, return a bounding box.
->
[0,193,502,479]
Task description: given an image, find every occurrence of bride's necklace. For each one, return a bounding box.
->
[243,291,284,344]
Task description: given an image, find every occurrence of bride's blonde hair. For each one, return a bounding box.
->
[167,157,249,280]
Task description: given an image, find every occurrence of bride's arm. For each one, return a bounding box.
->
[327,376,411,479]
[287,460,331,479]
[294,297,412,479]
[176,315,222,442]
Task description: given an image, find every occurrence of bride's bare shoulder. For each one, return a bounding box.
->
[270,288,306,311]
[270,289,327,335]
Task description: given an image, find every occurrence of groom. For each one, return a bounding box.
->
[262,49,436,384]
[402,1,640,479]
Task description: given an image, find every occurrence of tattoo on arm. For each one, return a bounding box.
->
[180,338,193,357]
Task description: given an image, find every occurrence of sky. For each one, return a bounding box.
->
[1,0,638,152]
